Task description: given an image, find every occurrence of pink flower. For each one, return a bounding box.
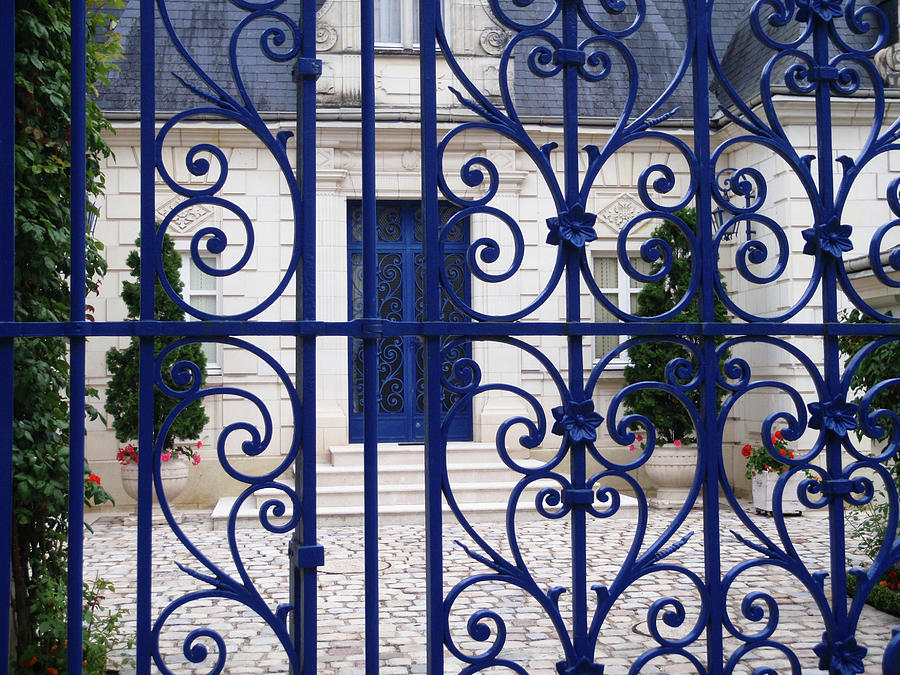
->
[636,434,643,442]
[629,444,635,452]
[125,444,133,452]
[192,455,201,466]
[197,440,202,448]
[673,439,682,447]
[161,451,172,462]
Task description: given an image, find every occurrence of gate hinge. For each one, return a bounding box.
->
[290,541,325,569]
[293,57,322,81]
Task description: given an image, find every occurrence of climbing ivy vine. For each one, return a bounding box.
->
[12,1,124,671]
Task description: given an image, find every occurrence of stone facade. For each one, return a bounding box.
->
[86,2,900,507]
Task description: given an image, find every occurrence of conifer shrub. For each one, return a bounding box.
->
[105,234,209,449]
[622,208,731,444]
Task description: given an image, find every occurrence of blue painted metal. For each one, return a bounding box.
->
[433,0,900,673]
[360,0,380,667]
[67,2,88,672]
[3,0,900,672]
[419,0,445,665]
[138,2,315,673]
[348,201,473,443]
[136,0,156,671]
[294,0,320,668]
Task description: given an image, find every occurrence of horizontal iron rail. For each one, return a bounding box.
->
[1,320,899,338]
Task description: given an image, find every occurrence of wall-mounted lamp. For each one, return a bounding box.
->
[712,168,755,242]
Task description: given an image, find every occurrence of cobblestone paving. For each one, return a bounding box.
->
[84,505,898,674]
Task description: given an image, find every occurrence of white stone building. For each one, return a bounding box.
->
[86,0,900,511]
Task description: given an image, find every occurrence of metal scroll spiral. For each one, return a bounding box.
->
[434,0,709,670]
[711,0,899,323]
[150,1,304,669]
[710,335,900,672]
[435,0,699,324]
[155,0,302,321]
[441,337,711,672]
[150,338,302,674]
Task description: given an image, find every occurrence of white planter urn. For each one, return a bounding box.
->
[752,471,805,516]
[120,458,190,504]
[644,445,698,508]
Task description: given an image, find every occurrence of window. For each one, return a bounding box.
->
[375,0,417,47]
[181,253,220,371]
[374,0,444,48]
[593,255,649,361]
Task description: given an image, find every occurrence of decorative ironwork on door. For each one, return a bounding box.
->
[4,0,900,673]
[348,200,472,442]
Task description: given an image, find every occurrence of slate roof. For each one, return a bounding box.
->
[711,0,897,108]
[509,0,748,122]
[99,0,303,115]
[97,0,894,122]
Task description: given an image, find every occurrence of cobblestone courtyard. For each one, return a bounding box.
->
[84,505,898,674]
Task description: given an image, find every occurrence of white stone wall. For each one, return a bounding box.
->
[86,81,899,507]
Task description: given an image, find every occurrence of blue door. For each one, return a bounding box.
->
[348,200,472,442]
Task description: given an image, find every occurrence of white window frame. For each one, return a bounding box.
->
[592,253,647,366]
[180,252,222,374]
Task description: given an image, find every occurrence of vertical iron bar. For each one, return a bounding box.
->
[293,0,319,668]
[560,0,587,661]
[419,0,444,670]
[692,1,723,672]
[137,0,156,670]
[0,0,13,669]
[67,2,88,672]
[360,0,380,670]
[812,17,847,651]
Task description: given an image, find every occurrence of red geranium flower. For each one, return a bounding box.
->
[775,429,784,440]
[741,444,752,457]
[87,473,101,485]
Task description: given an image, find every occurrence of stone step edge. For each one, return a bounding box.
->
[316,459,545,474]
[212,494,640,521]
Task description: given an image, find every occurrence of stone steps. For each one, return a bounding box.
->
[211,442,637,529]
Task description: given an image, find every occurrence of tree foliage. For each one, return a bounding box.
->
[12,0,123,671]
[105,234,209,449]
[622,208,731,444]
[839,308,900,564]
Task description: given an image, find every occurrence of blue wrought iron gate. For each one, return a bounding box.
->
[6,0,900,673]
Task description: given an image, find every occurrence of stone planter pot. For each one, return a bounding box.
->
[120,458,190,504]
[644,445,698,508]
[752,471,805,516]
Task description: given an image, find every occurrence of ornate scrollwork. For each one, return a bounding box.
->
[155,0,301,322]
[149,334,300,670]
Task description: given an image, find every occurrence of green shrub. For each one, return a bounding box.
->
[847,571,900,618]
[839,309,900,563]
[623,208,731,444]
[105,234,209,448]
